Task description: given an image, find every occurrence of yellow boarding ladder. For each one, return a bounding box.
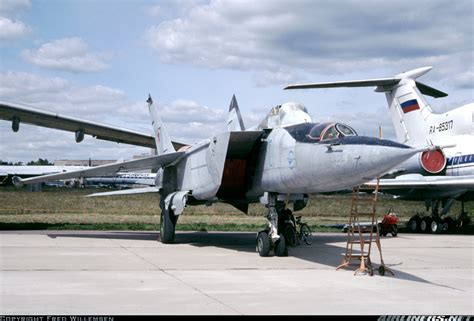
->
[336,179,394,276]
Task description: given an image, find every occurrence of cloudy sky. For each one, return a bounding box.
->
[0,0,472,163]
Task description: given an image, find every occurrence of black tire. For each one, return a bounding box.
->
[300,223,312,245]
[274,234,288,257]
[256,231,271,257]
[443,217,454,232]
[160,209,176,244]
[430,218,442,234]
[407,216,420,233]
[391,224,398,237]
[420,217,432,233]
[378,265,385,276]
[284,224,298,247]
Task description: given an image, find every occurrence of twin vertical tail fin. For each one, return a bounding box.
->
[227,94,245,131]
[284,66,448,145]
[147,95,175,155]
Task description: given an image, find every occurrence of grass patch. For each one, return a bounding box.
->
[1,187,472,233]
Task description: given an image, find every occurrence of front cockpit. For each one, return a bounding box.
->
[284,122,357,143]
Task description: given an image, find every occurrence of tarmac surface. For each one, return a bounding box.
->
[0,230,473,315]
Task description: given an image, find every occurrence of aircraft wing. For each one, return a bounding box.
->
[13,152,184,185]
[284,78,447,98]
[363,174,474,190]
[0,101,187,150]
[86,187,160,197]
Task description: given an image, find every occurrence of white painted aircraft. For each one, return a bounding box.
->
[0,165,89,186]
[1,94,425,256]
[285,66,474,233]
[85,172,157,187]
[0,165,156,187]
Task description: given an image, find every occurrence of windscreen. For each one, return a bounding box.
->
[285,122,357,143]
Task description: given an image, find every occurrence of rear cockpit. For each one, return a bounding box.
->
[284,122,357,143]
[257,102,312,129]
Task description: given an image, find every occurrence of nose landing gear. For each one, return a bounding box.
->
[256,230,287,257]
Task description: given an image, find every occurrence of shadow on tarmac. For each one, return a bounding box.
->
[45,230,462,290]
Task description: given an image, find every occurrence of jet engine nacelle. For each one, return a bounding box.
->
[75,129,85,143]
[419,149,447,174]
[12,116,20,132]
[400,148,447,175]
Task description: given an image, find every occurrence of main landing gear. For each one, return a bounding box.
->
[406,200,470,234]
[160,208,178,243]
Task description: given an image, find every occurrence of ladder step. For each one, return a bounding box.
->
[351,211,375,214]
[350,239,376,243]
[351,198,376,203]
[346,254,369,259]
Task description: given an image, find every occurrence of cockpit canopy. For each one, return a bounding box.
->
[284,122,358,143]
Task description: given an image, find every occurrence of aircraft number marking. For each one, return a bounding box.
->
[429,120,453,134]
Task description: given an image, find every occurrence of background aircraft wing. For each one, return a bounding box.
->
[284,78,400,90]
[0,101,187,150]
[86,187,160,197]
[363,174,474,190]
[13,151,184,185]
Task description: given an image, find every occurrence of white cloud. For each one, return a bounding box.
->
[0,71,234,162]
[0,0,30,14]
[145,0,473,87]
[144,4,164,17]
[0,16,29,40]
[22,37,109,73]
[0,71,130,119]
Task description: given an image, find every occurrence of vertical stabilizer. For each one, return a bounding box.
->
[147,95,175,155]
[227,94,245,131]
[382,67,436,145]
[285,66,448,145]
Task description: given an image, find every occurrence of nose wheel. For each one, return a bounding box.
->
[256,230,287,257]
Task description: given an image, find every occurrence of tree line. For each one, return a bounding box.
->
[0,158,53,166]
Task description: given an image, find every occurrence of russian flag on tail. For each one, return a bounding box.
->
[400,99,420,113]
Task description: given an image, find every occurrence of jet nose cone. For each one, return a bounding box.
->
[345,137,417,180]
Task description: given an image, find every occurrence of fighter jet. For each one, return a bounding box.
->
[285,66,474,233]
[1,95,423,256]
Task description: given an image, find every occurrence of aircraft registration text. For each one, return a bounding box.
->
[429,120,453,134]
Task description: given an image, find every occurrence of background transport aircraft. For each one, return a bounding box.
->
[285,66,474,233]
[0,165,89,186]
[85,172,157,187]
[1,94,424,256]
[0,165,156,187]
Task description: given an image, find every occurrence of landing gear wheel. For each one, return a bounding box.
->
[284,225,297,247]
[256,231,271,257]
[420,217,432,233]
[391,224,398,237]
[274,234,288,257]
[300,223,312,245]
[458,214,470,231]
[408,216,420,233]
[160,209,176,244]
[430,218,443,234]
[378,265,385,276]
[443,217,454,232]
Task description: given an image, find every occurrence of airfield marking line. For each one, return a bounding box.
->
[107,238,243,315]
